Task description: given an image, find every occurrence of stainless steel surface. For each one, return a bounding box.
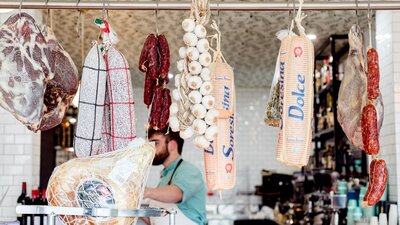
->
[16,205,177,225]
[0,1,399,10]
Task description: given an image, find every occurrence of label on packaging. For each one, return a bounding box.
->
[108,157,137,186]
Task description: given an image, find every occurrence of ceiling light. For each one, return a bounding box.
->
[168,73,174,79]
[0,9,14,13]
[307,34,317,40]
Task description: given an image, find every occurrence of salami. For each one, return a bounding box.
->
[158,34,170,79]
[367,48,380,100]
[147,36,159,80]
[149,85,163,129]
[158,88,171,130]
[363,159,387,206]
[144,73,156,108]
[361,103,380,155]
[138,34,156,73]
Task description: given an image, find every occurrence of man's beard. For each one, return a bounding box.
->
[152,148,169,165]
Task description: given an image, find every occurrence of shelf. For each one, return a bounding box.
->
[313,127,334,140]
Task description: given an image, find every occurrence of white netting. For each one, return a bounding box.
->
[47,138,155,225]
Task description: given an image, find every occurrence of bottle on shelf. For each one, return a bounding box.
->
[17,182,27,224]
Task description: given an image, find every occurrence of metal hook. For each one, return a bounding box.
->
[367,0,372,48]
[155,0,159,35]
[102,0,106,19]
[19,0,23,17]
[217,0,221,28]
[355,0,359,26]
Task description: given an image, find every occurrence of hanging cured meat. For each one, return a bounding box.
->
[204,21,236,194]
[47,138,155,225]
[74,43,107,158]
[39,27,79,131]
[338,25,384,151]
[138,33,171,130]
[0,13,54,131]
[363,159,387,206]
[276,12,314,166]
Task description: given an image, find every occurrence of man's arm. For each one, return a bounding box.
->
[144,185,183,203]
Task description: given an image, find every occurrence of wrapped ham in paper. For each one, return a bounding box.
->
[39,27,79,131]
[0,13,54,131]
[47,138,155,225]
[204,21,236,196]
[74,43,107,157]
[276,13,314,167]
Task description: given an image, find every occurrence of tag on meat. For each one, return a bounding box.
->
[0,13,54,131]
[47,138,155,225]
[276,18,314,167]
[39,27,79,131]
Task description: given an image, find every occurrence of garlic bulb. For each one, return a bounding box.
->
[202,95,215,109]
[192,104,207,119]
[177,60,185,72]
[205,125,218,141]
[193,119,207,135]
[174,74,181,88]
[179,47,187,59]
[197,39,210,53]
[182,18,195,32]
[205,109,219,125]
[169,116,180,132]
[186,47,200,61]
[172,89,181,101]
[194,24,207,38]
[188,61,202,75]
[187,76,203,89]
[200,68,211,81]
[188,90,202,104]
[180,126,194,139]
[199,52,212,67]
[170,102,179,115]
[183,33,198,47]
[200,81,213,96]
[193,135,210,149]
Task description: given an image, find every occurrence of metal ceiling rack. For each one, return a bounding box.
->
[0,1,400,11]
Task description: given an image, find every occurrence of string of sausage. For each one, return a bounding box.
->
[139,33,171,130]
[362,48,387,206]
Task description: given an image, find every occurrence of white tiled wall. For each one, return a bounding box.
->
[0,10,42,222]
[376,10,400,214]
[0,107,41,222]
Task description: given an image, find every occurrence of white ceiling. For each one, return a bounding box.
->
[38,1,373,88]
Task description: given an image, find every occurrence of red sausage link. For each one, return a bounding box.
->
[147,36,159,80]
[361,103,380,155]
[144,73,156,108]
[363,159,377,206]
[157,34,170,80]
[149,85,163,129]
[367,48,380,100]
[138,34,157,73]
[364,159,387,206]
[158,88,171,130]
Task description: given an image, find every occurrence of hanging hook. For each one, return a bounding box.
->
[217,0,221,28]
[367,0,372,48]
[45,0,50,28]
[19,0,23,17]
[355,0,359,26]
[155,0,159,35]
[102,0,106,19]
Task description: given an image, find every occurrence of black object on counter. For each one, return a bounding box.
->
[255,172,294,208]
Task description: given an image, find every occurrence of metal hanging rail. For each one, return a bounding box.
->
[0,1,400,11]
